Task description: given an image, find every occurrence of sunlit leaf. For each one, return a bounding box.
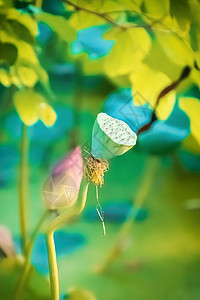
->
[36,12,76,42]
[179,97,200,146]
[103,27,151,77]
[142,0,169,18]
[0,69,12,87]
[69,11,106,30]
[156,31,193,66]
[17,66,38,87]
[13,89,57,126]
[182,134,200,156]
[38,102,57,127]
[189,0,200,51]
[130,63,176,119]
[1,8,38,44]
[0,30,49,87]
[169,0,191,31]
[144,37,182,81]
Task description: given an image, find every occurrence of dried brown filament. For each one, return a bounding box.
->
[83,155,109,186]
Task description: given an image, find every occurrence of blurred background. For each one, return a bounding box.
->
[0,0,200,299]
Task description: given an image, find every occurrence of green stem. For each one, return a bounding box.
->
[46,230,59,300]
[18,124,29,256]
[98,156,159,272]
[13,211,50,300]
[46,178,89,300]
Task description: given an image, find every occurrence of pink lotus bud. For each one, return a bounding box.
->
[0,226,15,257]
[42,147,83,210]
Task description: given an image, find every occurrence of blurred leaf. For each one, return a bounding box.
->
[103,27,151,77]
[17,66,38,87]
[0,8,38,44]
[0,68,12,87]
[156,31,193,66]
[0,0,13,8]
[0,42,18,65]
[71,25,114,59]
[142,0,169,18]
[179,97,200,147]
[144,37,182,81]
[138,101,190,154]
[36,12,76,42]
[0,30,49,87]
[130,63,176,119]
[0,257,50,300]
[69,11,106,30]
[182,134,200,156]
[169,0,191,31]
[189,0,200,52]
[67,0,125,30]
[67,288,97,300]
[13,89,57,126]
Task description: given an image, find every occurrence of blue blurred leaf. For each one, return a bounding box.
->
[14,231,85,274]
[138,102,190,154]
[104,88,152,133]
[179,150,200,172]
[71,25,114,59]
[84,201,148,223]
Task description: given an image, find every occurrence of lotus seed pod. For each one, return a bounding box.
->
[42,147,83,210]
[91,113,137,160]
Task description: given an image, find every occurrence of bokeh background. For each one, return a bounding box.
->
[0,0,200,299]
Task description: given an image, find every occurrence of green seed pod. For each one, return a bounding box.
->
[91,113,137,160]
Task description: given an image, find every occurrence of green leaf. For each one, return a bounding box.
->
[36,12,76,42]
[169,0,191,31]
[0,29,49,87]
[179,97,200,147]
[0,68,12,87]
[67,288,97,300]
[0,0,13,8]
[0,42,17,65]
[142,0,169,18]
[156,31,193,66]
[189,0,200,52]
[103,27,151,78]
[13,89,57,126]
[0,257,50,300]
[130,63,176,119]
[68,0,126,30]
[0,8,38,44]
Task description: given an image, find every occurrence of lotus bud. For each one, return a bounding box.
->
[42,147,83,210]
[0,226,16,258]
[91,113,137,160]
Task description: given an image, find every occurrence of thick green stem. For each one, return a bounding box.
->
[98,156,159,272]
[46,178,89,300]
[13,211,50,300]
[46,230,59,300]
[18,124,29,256]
